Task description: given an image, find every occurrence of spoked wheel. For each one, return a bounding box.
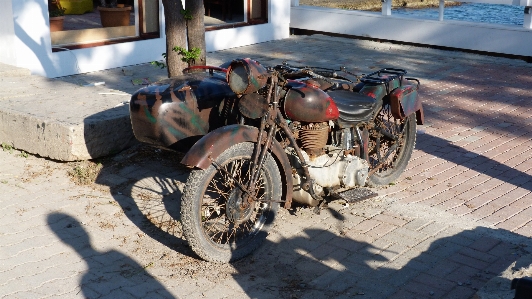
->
[181,142,281,263]
[367,103,417,186]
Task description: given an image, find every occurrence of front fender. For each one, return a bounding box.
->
[181,124,293,209]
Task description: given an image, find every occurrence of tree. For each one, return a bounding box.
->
[160,0,206,78]
[184,0,206,68]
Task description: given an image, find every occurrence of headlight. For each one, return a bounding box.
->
[227,58,269,95]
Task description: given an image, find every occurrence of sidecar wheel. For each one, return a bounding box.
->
[181,142,281,263]
[367,109,417,187]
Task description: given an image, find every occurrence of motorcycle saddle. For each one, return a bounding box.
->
[328,90,377,125]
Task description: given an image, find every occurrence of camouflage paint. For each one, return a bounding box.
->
[129,72,236,148]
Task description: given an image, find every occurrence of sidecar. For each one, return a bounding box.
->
[129,69,238,152]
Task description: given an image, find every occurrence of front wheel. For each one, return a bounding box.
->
[181,142,281,263]
[367,105,417,186]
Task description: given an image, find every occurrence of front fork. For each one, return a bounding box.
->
[240,78,279,209]
[240,76,322,210]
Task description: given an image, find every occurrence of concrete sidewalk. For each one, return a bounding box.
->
[1,34,531,298]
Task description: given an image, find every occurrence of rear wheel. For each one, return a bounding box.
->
[367,104,417,186]
[181,142,281,263]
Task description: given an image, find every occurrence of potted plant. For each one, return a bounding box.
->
[97,0,132,27]
[48,0,66,32]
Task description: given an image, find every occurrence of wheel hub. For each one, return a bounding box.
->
[226,188,254,224]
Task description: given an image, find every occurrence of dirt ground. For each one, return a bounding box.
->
[299,0,460,11]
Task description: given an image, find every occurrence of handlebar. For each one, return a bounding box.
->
[183,66,228,74]
[273,63,339,86]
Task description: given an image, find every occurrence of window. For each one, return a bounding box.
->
[50,0,159,49]
[204,0,267,29]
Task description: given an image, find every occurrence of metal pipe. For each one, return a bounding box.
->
[439,0,445,21]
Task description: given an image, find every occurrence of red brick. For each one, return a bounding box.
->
[484,256,519,275]
[469,203,501,218]
[430,187,471,205]
[425,260,461,278]
[436,197,467,210]
[373,213,410,227]
[457,247,498,263]
[365,222,399,240]
[513,223,532,237]
[509,193,532,209]
[387,289,421,299]
[484,206,521,224]
[468,237,500,252]
[470,178,505,192]
[414,273,456,292]
[402,280,447,298]
[495,209,532,232]
[447,205,475,216]
[447,253,489,270]
[352,219,382,233]
[466,187,515,210]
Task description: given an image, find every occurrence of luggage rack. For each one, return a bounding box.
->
[360,68,407,84]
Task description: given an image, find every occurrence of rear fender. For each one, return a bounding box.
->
[181,124,293,209]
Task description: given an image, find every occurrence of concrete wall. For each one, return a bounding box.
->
[290,5,532,57]
[1,0,290,78]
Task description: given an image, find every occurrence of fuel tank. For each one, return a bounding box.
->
[129,72,236,151]
[282,80,339,122]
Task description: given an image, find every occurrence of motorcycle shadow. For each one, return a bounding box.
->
[92,145,530,299]
[94,144,199,259]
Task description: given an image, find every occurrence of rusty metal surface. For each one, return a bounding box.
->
[283,80,339,122]
[389,83,424,125]
[226,58,269,95]
[238,93,269,119]
[180,124,259,169]
[129,72,236,149]
[358,82,388,101]
[180,124,293,208]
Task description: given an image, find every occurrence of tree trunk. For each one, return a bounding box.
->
[185,0,206,67]
[161,0,188,77]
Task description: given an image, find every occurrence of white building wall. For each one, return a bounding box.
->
[290,5,532,57]
[1,0,290,78]
[0,0,16,65]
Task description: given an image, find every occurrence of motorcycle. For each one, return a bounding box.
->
[129,58,424,263]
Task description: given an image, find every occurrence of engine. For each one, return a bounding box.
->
[286,121,369,206]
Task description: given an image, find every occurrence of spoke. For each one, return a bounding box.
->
[200,154,271,247]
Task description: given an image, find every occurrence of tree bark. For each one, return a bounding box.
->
[185,0,206,67]
[161,0,188,77]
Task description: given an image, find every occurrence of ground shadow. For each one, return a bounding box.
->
[47,212,175,299]
[230,223,530,299]
[86,136,532,298]
[93,144,197,259]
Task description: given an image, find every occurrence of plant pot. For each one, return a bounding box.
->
[49,16,65,32]
[97,6,132,27]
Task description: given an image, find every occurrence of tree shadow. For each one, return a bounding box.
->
[47,212,176,298]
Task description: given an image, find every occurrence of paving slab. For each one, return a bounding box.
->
[0,34,531,298]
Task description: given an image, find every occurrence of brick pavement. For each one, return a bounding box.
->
[1,35,531,298]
